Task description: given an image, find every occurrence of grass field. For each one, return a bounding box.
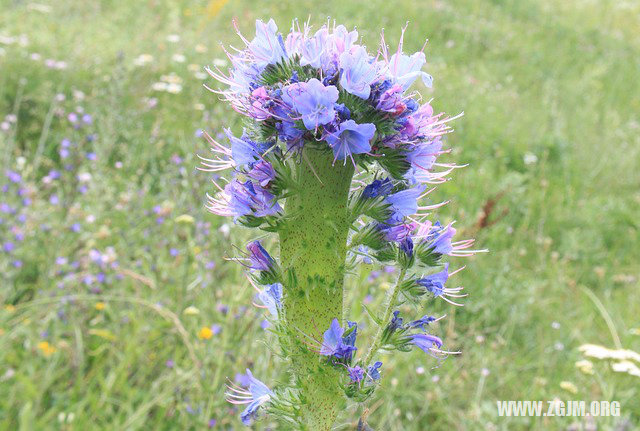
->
[1,0,639,429]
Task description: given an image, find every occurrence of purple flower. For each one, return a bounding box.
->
[325,120,375,161]
[6,170,21,183]
[165,359,175,368]
[367,361,383,381]
[59,148,70,159]
[281,79,339,130]
[208,418,217,428]
[388,51,433,90]
[3,241,15,253]
[339,46,378,99]
[348,366,364,382]
[319,318,357,360]
[170,248,179,257]
[257,283,282,317]
[385,186,424,221]
[428,225,456,255]
[226,129,272,167]
[416,264,449,297]
[226,180,281,218]
[226,369,273,426]
[248,19,287,68]
[49,194,59,205]
[86,152,97,161]
[70,223,81,233]
[246,241,274,271]
[362,178,393,199]
[387,310,404,333]
[246,161,276,187]
[408,315,437,331]
[410,333,443,354]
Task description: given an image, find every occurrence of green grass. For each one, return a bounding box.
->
[1,0,639,429]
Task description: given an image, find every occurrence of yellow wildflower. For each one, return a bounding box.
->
[95,302,106,311]
[38,341,57,356]
[4,304,16,313]
[198,326,213,340]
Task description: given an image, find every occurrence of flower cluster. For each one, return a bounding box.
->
[202,18,485,427]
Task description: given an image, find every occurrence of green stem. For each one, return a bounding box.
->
[362,267,407,367]
[278,146,355,430]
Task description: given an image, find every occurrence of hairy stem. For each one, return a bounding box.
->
[279,147,355,430]
[362,267,407,367]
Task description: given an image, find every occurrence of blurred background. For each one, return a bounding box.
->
[0,0,638,429]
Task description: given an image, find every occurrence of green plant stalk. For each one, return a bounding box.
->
[279,147,355,430]
[362,267,407,366]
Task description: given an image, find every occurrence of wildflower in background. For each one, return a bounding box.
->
[226,369,273,425]
[348,366,365,383]
[37,341,56,356]
[198,326,214,340]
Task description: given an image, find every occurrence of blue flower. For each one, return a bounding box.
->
[416,264,449,297]
[339,46,378,99]
[248,19,287,69]
[246,241,275,271]
[325,120,375,161]
[408,315,437,331]
[367,361,383,381]
[388,51,433,90]
[362,177,393,199]
[319,318,357,360]
[226,369,273,426]
[226,180,281,217]
[348,366,364,383]
[281,79,339,130]
[257,283,282,317]
[226,129,273,167]
[387,310,404,333]
[246,161,276,187]
[428,225,456,255]
[410,333,443,354]
[385,186,425,221]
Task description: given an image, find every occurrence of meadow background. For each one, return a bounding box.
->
[1,0,639,429]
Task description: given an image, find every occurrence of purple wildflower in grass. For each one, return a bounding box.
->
[246,241,275,271]
[13,260,22,268]
[348,366,364,383]
[3,241,15,253]
[165,359,175,368]
[70,223,81,233]
[235,372,252,387]
[319,318,357,360]
[339,46,378,99]
[208,418,217,428]
[211,324,222,335]
[325,120,375,162]
[86,152,97,161]
[281,79,339,130]
[170,248,179,257]
[226,369,273,426]
[6,170,21,183]
[49,194,59,205]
